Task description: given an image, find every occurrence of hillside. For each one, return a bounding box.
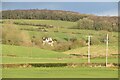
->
[2,44,72,64]
[64,45,118,56]
[2,44,118,64]
[1,3,119,78]
[2,44,70,58]
[1,9,118,32]
[2,19,118,52]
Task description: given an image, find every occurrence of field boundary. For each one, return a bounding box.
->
[1,63,119,68]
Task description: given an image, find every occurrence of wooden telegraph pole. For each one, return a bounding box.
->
[106,34,109,67]
[87,36,92,63]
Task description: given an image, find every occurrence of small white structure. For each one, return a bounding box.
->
[42,37,54,46]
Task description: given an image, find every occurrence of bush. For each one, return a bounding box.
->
[53,38,87,52]
[2,21,32,46]
[77,18,94,29]
[54,42,71,52]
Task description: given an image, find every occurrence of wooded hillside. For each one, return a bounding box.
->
[1,9,118,32]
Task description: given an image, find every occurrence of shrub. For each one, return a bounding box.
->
[53,38,87,52]
[53,42,72,52]
[2,21,32,46]
[77,18,94,29]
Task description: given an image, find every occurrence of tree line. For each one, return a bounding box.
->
[2,9,88,22]
[74,16,118,32]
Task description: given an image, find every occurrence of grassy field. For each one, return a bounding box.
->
[1,19,118,78]
[2,44,70,58]
[2,44,118,64]
[2,56,118,64]
[64,45,118,55]
[3,19,77,28]
[2,19,118,44]
[2,67,118,78]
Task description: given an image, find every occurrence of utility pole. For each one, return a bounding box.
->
[87,36,92,63]
[106,34,109,67]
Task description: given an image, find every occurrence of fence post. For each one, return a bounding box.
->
[87,36,92,63]
[106,34,109,67]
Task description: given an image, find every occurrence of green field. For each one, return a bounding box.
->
[2,19,118,42]
[2,45,70,58]
[2,44,118,64]
[64,45,118,55]
[2,67,118,78]
[3,19,77,28]
[1,19,118,78]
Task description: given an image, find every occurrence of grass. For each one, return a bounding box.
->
[2,19,118,44]
[64,45,118,55]
[2,56,118,64]
[2,44,70,58]
[3,19,77,28]
[27,28,118,44]
[2,44,118,64]
[1,19,118,78]
[2,67,118,78]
